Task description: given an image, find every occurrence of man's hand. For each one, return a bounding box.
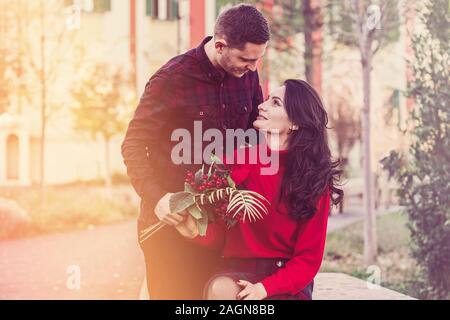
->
[155,193,186,226]
[236,280,268,300]
[175,214,199,239]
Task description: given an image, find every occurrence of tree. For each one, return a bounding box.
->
[381,0,449,299]
[71,63,135,189]
[327,83,361,213]
[0,1,19,113]
[257,0,323,91]
[302,0,323,93]
[327,0,399,264]
[217,0,323,91]
[9,0,32,114]
[19,0,75,206]
[0,43,12,113]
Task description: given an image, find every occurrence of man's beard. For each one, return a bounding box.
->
[220,56,246,77]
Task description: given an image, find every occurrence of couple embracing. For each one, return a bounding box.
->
[121,3,343,300]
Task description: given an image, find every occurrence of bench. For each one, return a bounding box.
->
[313,273,415,300]
[139,272,416,300]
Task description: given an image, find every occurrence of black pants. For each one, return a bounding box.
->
[138,223,222,300]
[203,258,314,300]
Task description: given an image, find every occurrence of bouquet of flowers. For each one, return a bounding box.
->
[139,154,269,244]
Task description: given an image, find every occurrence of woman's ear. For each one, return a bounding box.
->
[291,124,299,131]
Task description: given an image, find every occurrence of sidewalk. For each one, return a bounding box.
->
[327,205,404,233]
[313,273,415,300]
[0,220,144,300]
[0,205,405,300]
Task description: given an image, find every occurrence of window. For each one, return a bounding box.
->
[64,0,111,13]
[93,0,111,13]
[146,0,158,18]
[146,0,178,20]
[167,0,179,20]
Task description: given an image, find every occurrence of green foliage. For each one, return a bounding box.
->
[216,0,303,53]
[169,192,196,214]
[0,198,30,240]
[0,186,137,239]
[322,212,420,297]
[380,0,450,300]
[326,0,400,48]
[71,63,134,142]
[0,47,12,113]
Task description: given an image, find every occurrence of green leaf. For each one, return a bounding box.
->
[211,153,224,166]
[188,203,203,220]
[207,162,214,178]
[195,168,203,184]
[169,192,195,214]
[184,182,196,193]
[226,175,236,189]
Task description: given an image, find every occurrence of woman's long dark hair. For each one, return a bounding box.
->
[278,79,344,220]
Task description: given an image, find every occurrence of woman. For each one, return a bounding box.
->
[175,79,343,300]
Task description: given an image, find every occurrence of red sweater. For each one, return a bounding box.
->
[191,144,330,298]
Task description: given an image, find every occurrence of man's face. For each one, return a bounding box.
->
[216,41,267,78]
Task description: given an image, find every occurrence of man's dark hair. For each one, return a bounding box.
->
[214,4,270,50]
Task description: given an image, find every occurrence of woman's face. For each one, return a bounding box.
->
[253,85,293,135]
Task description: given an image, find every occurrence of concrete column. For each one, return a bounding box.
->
[189,0,205,48]
[178,0,190,52]
[204,0,216,36]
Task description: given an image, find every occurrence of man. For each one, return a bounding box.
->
[121,4,270,299]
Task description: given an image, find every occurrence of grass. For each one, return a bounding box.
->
[321,211,421,298]
[0,185,139,240]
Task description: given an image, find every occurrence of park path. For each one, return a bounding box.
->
[0,220,144,300]
[327,205,403,233]
[0,205,402,300]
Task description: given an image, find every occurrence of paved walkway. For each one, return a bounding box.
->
[314,273,415,300]
[0,205,406,300]
[327,205,403,233]
[0,220,144,300]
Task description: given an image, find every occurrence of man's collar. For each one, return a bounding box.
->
[195,36,226,82]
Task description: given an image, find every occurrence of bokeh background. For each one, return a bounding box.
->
[0,0,448,300]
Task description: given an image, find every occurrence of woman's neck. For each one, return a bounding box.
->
[265,132,289,151]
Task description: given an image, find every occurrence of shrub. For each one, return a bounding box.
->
[0,198,31,240]
[380,0,450,299]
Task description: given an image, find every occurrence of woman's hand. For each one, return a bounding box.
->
[236,280,268,300]
[175,213,199,239]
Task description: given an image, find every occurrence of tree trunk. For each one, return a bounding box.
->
[39,0,46,208]
[303,0,313,83]
[361,53,377,265]
[104,135,112,191]
[302,0,323,94]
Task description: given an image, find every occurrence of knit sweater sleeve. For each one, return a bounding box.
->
[188,219,226,250]
[260,191,330,297]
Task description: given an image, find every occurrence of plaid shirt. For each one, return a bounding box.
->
[121,36,264,227]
